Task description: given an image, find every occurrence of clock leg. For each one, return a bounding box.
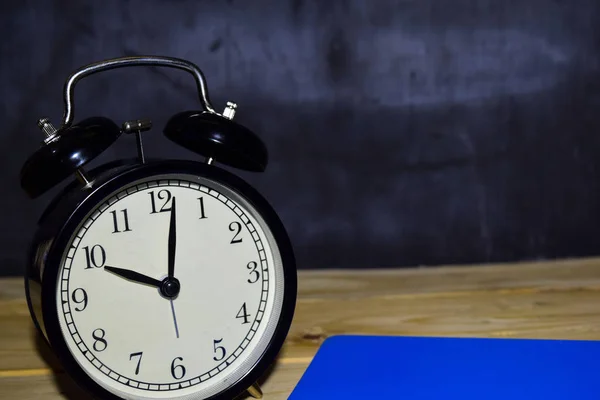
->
[247,382,263,399]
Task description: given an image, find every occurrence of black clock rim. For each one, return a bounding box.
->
[40,159,297,400]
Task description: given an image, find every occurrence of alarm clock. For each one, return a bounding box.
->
[20,56,297,400]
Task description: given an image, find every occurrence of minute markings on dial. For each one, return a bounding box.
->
[61,178,270,391]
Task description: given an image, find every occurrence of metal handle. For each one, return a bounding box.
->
[60,55,216,129]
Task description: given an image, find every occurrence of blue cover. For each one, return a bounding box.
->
[288,335,600,399]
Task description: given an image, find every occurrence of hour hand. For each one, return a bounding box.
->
[104,266,162,288]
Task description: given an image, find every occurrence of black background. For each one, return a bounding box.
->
[2,0,600,275]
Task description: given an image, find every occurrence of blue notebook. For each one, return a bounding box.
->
[289,335,600,399]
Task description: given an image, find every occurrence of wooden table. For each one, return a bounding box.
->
[2,257,600,399]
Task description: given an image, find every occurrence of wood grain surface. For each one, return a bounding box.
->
[2,257,600,399]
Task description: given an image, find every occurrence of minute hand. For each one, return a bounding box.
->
[104,266,162,288]
[168,197,177,278]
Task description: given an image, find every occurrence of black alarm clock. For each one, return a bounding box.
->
[20,56,297,400]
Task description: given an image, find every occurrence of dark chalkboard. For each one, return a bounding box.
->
[2,0,600,275]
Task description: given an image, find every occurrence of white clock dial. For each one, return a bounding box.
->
[55,174,285,399]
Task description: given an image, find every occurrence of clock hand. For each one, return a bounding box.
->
[168,197,177,279]
[104,266,162,288]
[170,299,180,339]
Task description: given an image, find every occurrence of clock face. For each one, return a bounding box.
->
[54,173,286,399]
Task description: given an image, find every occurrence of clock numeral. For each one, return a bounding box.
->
[229,222,243,244]
[92,329,107,352]
[129,352,143,375]
[236,302,250,325]
[198,197,207,219]
[213,338,227,361]
[149,189,173,213]
[170,357,186,380]
[247,261,260,284]
[71,288,88,311]
[83,245,106,269]
[110,209,132,233]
